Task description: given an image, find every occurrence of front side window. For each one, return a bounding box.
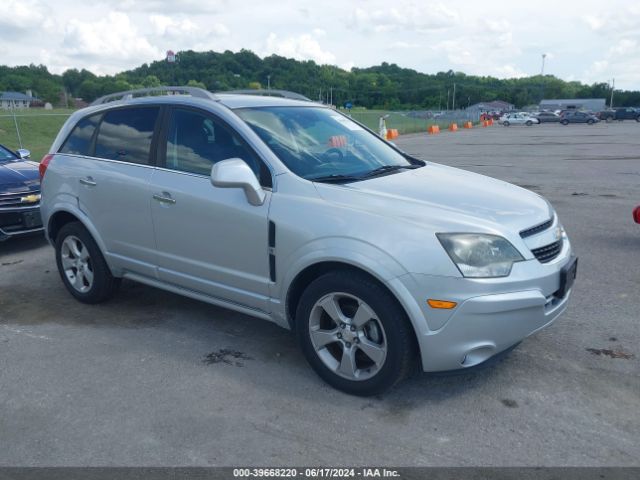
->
[164,108,265,182]
[235,106,415,181]
[59,114,101,156]
[94,107,159,165]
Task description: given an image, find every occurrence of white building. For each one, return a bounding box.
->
[0,91,37,109]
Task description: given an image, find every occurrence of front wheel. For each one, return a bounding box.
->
[526,120,533,126]
[636,116,640,122]
[587,119,595,125]
[55,222,120,304]
[503,121,510,127]
[296,271,416,396]
[561,120,569,125]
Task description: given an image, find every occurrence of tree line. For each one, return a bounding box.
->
[2,49,639,110]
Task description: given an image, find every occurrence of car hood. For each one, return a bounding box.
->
[0,160,41,194]
[314,163,553,235]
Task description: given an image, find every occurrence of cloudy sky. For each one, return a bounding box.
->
[2,0,640,89]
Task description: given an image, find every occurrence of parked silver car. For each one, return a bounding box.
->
[40,87,577,395]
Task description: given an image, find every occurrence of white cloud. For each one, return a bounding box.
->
[0,0,47,34]
[351,2,458,33]
[149,14,199,37]
[264,33,336,64]
[61,12,161,74]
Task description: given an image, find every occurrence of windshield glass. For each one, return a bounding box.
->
[235,106,415,181]
[0,145,17,162]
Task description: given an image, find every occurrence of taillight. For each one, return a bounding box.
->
[633,206,640,224]
[39,154,53,180]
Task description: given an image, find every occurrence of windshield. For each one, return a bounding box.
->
[0,145,18,162]
[235,106,417,181]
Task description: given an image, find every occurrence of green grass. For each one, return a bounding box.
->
[0,109,75,161]
[346,109,449,134]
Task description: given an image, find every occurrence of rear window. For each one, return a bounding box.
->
[59,114,101,156]
[94,107,159,165]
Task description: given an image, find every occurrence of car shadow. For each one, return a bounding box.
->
[0,233,48,256]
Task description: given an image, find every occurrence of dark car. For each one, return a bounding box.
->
[634,206,640,224]
[0,144,44,241]
[535,111,561,123]
[560,111,599,125]
[598,107,640,122]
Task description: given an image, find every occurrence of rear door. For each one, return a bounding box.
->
[149,106,273,312]
[62,106,161,278]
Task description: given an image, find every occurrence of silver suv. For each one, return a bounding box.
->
[40,87,577,395]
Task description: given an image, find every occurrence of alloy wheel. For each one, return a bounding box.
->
[308,292,387,381]
[60,235,94,293]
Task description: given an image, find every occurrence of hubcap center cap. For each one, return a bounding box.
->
[341,327,357,343]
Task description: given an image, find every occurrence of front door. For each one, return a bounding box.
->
[149,106,272,312]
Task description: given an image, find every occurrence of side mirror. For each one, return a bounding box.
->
[210,158,266,206]
[16,149,30,159]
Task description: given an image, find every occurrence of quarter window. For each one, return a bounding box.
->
[94,107,159,165]
[164,108,269,185]
[59,114,101,156]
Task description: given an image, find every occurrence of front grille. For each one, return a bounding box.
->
[0,191,40,209]
[531,239,563,263]
[520,218,553,238]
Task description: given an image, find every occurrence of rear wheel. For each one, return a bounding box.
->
[525,120,533,126]
[636,116,640,122]
[561,119,569,125]
[587,119,595,125]
[503,121,510,127]
[296,271,416,396]
[55,222,119,304]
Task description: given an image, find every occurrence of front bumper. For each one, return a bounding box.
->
[393,238,575,372]
[0,205,44,241]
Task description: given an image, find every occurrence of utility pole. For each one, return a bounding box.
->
[610,78,615,108]
[452,83,456,110]
[330,87,333,107]
[267,75,271,92]
[446,89,450,111]
[541,53,547,76]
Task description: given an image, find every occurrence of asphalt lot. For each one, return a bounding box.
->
[1,122,639,466]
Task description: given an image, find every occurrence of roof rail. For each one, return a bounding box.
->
[91,86,218,106]
[219,89,311,102]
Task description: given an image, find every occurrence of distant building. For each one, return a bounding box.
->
[0,91,37,109]
[467,100,515,112]
[166,50,177,63]
[539,98,606,112]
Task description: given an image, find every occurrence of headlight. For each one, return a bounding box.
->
[437,233,524,278]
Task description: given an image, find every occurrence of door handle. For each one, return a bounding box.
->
[79,177,96,187]
[153,193,176,205]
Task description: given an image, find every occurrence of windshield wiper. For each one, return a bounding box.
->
[308,173,362,184]
[360,164,421,179]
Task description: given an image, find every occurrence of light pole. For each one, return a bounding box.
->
[267,75,271,92]
[541,54,546,76]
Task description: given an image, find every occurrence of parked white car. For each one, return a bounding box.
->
[499,113,540,126]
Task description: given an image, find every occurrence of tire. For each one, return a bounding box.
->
[636,116,640,122]
[55,222,120,304]
[295,270,417,396]
[606,117,613,123]
[587,119,594,125]
[503,121,510,127]
[525,120,533,126]
[561,120,569,125]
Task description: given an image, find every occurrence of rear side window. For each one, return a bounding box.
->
[94,107,159,165]
[59,114,101,155]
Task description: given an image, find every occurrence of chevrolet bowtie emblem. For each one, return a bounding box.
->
[20,194,41,204]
